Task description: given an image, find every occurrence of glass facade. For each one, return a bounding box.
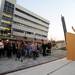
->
[3,1,14,14]
[0,0,14,35]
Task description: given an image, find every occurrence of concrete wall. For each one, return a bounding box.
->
[15,4,49,24]
[14,10,49,28]
[13,31,25,37]
[12,23,47,36]
[13,16,48,32]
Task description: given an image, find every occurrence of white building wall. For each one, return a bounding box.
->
[15,4,49,23]
[12,23,47,36]
[13,17,48,32]
[14,10,49,28]
[26,34,34,38]
[13,31,25,37]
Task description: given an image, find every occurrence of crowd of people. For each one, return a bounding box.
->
[0,39,52,61]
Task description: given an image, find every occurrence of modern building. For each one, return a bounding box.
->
[0,0,49,42]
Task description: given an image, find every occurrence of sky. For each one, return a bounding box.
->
[17,0,75,41]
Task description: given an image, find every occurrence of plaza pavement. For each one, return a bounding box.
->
[6,58,73,75]
[0,49,66,75]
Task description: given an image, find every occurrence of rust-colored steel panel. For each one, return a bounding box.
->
[66,32,75,60]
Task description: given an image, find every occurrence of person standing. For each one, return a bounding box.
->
[15,41,21,61]
[12,41,16,55]
[31,42,38,60]
[26,42,32,58]
[47,41,52,55]
[6,40,12,58]
[0,39,4,57]
[42,40,47,56]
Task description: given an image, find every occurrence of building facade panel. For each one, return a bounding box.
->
[15,4,49,24]
[13,16,48,32]
[12,23,47,36]
[25,34,34,38]
[13,31,25,37]
[14,9,49,28]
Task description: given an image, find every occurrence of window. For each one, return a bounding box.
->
[13,28,24,33]
[3,1,14,15]
[26,31,33,34]
[1,22,11,28]
[2,16,12,21]
[42,35,47,37]
[35,33,42,36]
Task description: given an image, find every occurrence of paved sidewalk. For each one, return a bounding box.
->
[6,58,71,75]
[0,49,66,74]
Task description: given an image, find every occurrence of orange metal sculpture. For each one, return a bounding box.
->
[66,26,75,60]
